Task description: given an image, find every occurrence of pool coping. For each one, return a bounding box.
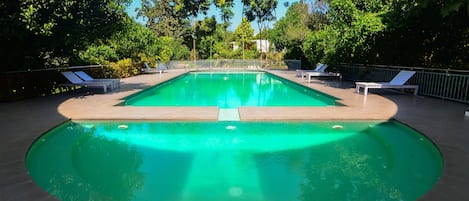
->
[1,68,468,200]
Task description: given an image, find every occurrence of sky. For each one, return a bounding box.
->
[126,0,298,33]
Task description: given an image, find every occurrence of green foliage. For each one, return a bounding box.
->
[182,0,211,17]
[242,0,277,58]
[110,18,159,61]
[210,39,258,59]
[297,0,468,68]
[139,0,188,38]
[79,45,118,65]
[234,18,255,59]
[242,0,278,23]
[440,0,469,17]
[190,16,218,59]
[266,52,284,62]
[335,11,385,62]
[171,40,191,60]
[80,18,183,66]
[270,2,326,61]
[301,0,386,65]
[303,28,331,64]
[0,0,130,71]
[157,36,175,63]
[373,0,469,68]
[215,0,235,29]
[107,58,140,78]
[198,36,216,59]
[235,18,254,44]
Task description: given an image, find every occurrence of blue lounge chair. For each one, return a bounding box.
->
[74,71,120,90]
[60,71,112,93]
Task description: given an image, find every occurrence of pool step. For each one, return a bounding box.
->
[218,108,240,121]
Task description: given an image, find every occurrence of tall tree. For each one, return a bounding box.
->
[182,0,211,60]
[234,17,254,60]
[215,0,235,29]
[242,0,278,58]
[302,0,386,64]
[138,0,187,38]
[374,0,469,68]
[215,0,235,51]
[195,16,218,59]
[270,2,326,60]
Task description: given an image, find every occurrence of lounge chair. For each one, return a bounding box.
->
[296,63,328,78]
[142,62,166,75]
[247,65,261,70]
[305,71,342,82]
[355,70,419,96]
[60,71,112,93]
[74,71,120,90]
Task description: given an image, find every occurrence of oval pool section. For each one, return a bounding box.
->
[27,121,442,201]
[123,72,339,108]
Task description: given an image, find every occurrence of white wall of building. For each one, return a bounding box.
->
[253,40,270,53]
[231,40,270,53]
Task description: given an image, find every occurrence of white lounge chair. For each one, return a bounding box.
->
[305,71,342,82]
[296,63,328,78]
[142,62,166,75]
[60,71,112,93]
[355,70,419,96]
[74,71,120,90]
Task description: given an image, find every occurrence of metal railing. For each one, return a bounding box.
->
[167,59,301,70]
[5,61,467,103]
[338,64,469,104]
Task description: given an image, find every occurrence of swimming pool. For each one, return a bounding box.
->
[123,71,339,108]
[27,120,442,201]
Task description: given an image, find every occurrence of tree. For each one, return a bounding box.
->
[301,0,386,65]
[374,0,469,68]
[215,0,235,29]
[182,0,211,60]
[242,0,278,59]
[215,0,235,52]
[234,18,254,60]
[299,0,468,69]
[138,0,188,38]
[0,0,130,71]
[80,17,159,64]
[270,2,327,61]
[210,25,236,59]
[194,16,218,59]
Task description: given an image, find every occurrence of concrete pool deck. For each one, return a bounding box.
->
[0,69,468,200]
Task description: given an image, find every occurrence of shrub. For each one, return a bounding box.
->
[107,58,140,78]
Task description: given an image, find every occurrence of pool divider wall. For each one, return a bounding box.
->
[218,109,240,121]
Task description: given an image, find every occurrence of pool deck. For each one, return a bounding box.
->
[1,69,468,200]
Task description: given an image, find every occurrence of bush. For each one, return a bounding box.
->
[106,58,140,78]
[79,44,118,64]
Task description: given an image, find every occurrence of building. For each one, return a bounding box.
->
[231,40,270,53]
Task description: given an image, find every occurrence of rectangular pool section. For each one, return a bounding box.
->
[124,72,339,108]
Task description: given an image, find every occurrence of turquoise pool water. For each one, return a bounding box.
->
[124,72,338,108]
[27,121,442,201]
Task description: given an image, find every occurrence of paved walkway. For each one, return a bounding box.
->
[0,69,468,200]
